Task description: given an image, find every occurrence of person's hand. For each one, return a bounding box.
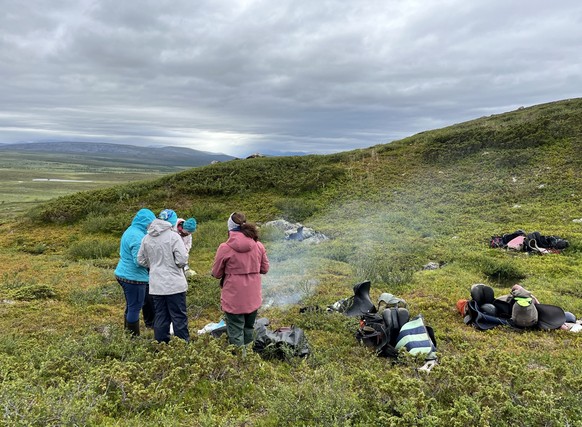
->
[186,269,197,277]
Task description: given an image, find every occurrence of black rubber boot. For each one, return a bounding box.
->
[345,281,376,317]
[126,320,140,337]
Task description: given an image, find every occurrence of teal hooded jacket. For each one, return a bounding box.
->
[114,208,156,282]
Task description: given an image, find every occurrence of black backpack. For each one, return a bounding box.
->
[355,307,411,358]
[253,322,310,360]
[355,313,388,352]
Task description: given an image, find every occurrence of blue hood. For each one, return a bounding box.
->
[114,208,156,282]
[132,209,156,232]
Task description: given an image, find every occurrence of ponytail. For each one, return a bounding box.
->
[240,222,259,241]
[230,212,259,241]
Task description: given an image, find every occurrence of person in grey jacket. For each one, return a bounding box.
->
[138,209,190,343]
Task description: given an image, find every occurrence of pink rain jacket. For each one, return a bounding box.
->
[211,231,269,314]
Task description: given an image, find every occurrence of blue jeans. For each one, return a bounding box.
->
[117,278,147,323]
[152,293,189,343]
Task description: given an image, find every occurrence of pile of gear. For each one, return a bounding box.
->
[199,317,310,361]
[458,283,580,332]
[252,318,310,360]
[489,230,569,254]
[327,281,438,371]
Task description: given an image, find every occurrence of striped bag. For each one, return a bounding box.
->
[395,315,437,360]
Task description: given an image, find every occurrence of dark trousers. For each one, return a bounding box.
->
[152,293,189,343]
[142,284,155,328]
[225,310,258,346]
[117,278,146,324]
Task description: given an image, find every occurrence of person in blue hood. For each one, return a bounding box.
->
[114,208,156,336]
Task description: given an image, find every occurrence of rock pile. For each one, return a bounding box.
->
[263,219,328,244]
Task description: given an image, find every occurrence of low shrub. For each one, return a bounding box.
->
[82,213,128,235]
[90,258,119,269]
[274,198,319,222]
[12,237,50,255]
[185,202,225,222]
[565,238,582,254]
[316,241,356,263]
[189,221,227,252]
[3,98,582,426]
[68,239,119,260]
[351,253,416,287]
[11,284,57,301]
[259,223,286,243]
[68,283,122,307]
[186,275,222,318]
[19,243,48,255]
[471,255,527,284]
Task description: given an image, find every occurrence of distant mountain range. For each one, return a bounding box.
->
[0,141,235,168]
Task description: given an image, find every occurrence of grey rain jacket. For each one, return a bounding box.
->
[138,218,189,295]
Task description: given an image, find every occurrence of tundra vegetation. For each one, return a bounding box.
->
[1,99,581,426]
[0,152,171,220]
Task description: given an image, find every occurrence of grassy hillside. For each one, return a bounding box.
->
[1,98,581,426]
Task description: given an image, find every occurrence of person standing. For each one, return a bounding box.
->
[114,208,156,336]
[175,217,197,252]
[211,212,270,349]
[143,210,188,327]
[175,217,198,277]
[138,209,190,343]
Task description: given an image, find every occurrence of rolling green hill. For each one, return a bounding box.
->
[1,98,581,426]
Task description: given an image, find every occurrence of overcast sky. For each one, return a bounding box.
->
[1,1,581,157]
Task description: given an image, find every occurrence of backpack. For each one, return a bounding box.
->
[464,284,512,330]
[549,236,569,250]
[395,315,437,360]
[355,313,389,352]
[381,307,410,347]
[463,284,565,331]
[510,290,538,328]
[254,322,310,360]
[355,307,414,359]
[328,281,377,317]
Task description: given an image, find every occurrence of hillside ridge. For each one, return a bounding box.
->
[30,97,582,224]
[0,141,235,168]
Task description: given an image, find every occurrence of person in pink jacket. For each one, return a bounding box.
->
[211,212,269,347]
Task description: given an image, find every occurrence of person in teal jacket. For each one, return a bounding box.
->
[114,208,156,336]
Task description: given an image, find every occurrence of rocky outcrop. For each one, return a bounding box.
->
[263,219,328,244]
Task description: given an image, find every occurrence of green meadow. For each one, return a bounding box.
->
[0,153,170,220]
[1,99,581,426]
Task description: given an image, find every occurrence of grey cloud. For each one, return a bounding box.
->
[1,0,581,157]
